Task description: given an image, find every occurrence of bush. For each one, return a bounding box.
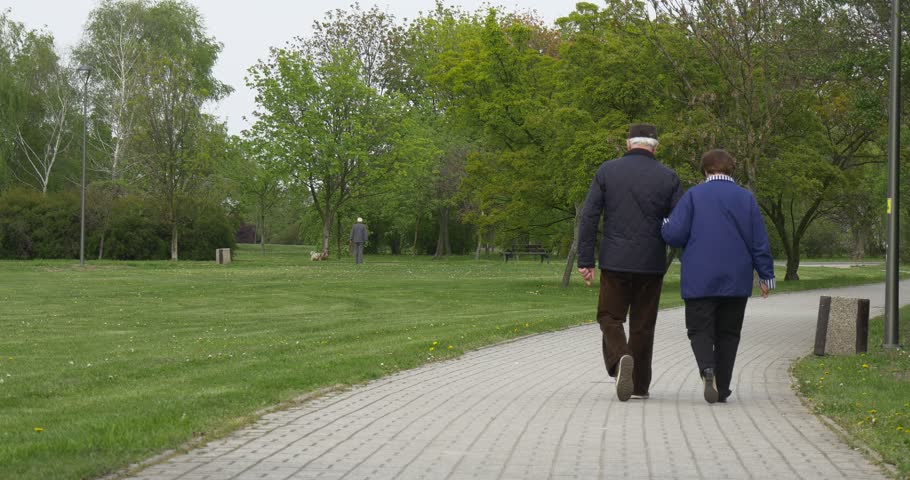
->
[177,198,237,261]
[0,188,237,261]
[97,195,169,260]
[801,218,851,259]
[0,189,79,259]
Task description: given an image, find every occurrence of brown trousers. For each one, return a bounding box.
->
[597,270,664,394]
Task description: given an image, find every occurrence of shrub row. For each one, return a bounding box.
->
[0,188,236,261]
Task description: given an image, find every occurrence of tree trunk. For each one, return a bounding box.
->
[97,232,105,260]
[785,239,800,280]
[335,214,343,257]
[443,210,452,255]
[321,212,332,256]
[766,207,800,281]
[412,215,421,255]
[259,212,266,255]
[475,228,482,260]
[433,207,451,259]
[170,223,179,261]
[390,234,401,255]
[852,228,866,261]
[561,203,583,288]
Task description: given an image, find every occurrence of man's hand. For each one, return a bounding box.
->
[760,282,769,298]
[577,267,595,286]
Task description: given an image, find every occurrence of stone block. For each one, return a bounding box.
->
[813,296,869,355]
[216,248,232,264]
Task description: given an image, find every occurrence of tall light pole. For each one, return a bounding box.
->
[77,65,92,267]
[884,0,901,349]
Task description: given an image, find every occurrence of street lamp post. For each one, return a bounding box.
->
[884,0,901,349]
[77,65,92,267]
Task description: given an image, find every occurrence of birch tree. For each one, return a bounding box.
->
[74,0,148,181]
[131,0,230,260]
[5,25,76,194]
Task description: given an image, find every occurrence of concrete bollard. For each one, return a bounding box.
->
[813,296,870,356]
[216,248,232,264]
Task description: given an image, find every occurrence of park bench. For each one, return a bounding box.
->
[503,244,550,263]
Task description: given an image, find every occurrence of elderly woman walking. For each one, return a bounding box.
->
[661,149,776,404]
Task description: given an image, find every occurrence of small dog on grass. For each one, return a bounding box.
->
[310,251,329,261]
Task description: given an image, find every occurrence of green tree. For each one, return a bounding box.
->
[0,14,76,194]
[642,0,886,279]
[74,0,150,182]
[448,8,615,285]
[382,4,485,257]
[247,45,399,256]
[0,11,25,191]
[229,138,287,255]
[131,0,230,260]
[74,0,154,258]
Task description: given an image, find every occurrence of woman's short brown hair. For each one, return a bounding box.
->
[700,149,736,176]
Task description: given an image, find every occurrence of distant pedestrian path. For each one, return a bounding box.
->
[131,281,909,480]
[774,261,883,269]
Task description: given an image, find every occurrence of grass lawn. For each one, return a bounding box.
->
[0,244,893,479]
[793,309,910,478]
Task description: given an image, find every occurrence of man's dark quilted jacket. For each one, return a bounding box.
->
[577,149,683,274]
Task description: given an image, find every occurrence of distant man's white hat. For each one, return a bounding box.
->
[357,217,363,222]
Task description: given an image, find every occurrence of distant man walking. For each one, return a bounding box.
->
[350,217,368,264]
[577,124,683,401]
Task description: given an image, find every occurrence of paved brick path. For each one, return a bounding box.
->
[131,281,908,479]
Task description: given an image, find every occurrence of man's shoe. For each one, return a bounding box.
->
[616,355,634,402]
[703,368,718,404]
[631,393,649,400]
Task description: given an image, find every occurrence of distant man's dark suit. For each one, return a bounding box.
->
[350,222,368,264]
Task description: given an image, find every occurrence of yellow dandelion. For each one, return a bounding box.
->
[870,409,877,415]
[447,345,453,350]
[34,427,43,433]
[862,364,869,369]
[428,347,435,352]
[524,323,529,327]
[898,427,904,431]
[432,341,438,346]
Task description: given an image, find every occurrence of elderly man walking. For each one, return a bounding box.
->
[350,217,368,264]
[577,124,683,401]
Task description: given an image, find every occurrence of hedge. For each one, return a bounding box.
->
[0,188,236,261]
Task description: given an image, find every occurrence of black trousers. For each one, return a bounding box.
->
[597,270,664,395]
[684,297,748,398]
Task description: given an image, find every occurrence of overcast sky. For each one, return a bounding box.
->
[3,0,574,134]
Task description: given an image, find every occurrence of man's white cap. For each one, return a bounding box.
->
[357,217,363,222]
